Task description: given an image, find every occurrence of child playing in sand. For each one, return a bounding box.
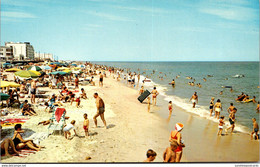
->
[144,149,157,162]
[83,113,89,137]
[147,97,151,113]
[80,88,87,99]
[217,116,225,136]
[251,118,259,140]
[63,120,77,140]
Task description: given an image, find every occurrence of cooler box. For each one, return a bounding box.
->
[137,90,151,103]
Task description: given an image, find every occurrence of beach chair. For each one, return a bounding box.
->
[48,108,66,135]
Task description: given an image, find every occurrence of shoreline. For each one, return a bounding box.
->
[1,70,258,162]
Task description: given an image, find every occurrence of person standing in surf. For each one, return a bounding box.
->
[214,99,222,119]
[190,92,198,108]
[209,97,214,116]
[151,87,159,106]
[225,108,237,134]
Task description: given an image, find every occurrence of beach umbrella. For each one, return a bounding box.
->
[40,66,52,70]
[27,66,42,71]
[14,70,39,78]
[5,68,21,72]
[29,70,41,76]
[57,67,70,71]
[63,69,72,74]
[71,64,77,67]
[0,81,20,88]
[50,71,67,75]
[0,93,10,101]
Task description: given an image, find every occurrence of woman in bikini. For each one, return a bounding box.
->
[209,97,214,116]
[169,123,185,162]
[214,99,222,119]
[151,87,159,106]
[12,124,43,151]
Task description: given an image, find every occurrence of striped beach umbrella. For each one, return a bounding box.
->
[27,66,42,71]
[29,70,41,76]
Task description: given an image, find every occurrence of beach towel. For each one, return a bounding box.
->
[55,108,66,123]
[1,118,29,127]
[25,132,49,145]
[1,148,37,158]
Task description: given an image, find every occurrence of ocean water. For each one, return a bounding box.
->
[94,61,259,133]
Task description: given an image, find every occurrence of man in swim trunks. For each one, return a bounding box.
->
[99,72,103,87]
[163,140,178,162]
[227,103,236,114]
[190,92,198,108]
[171,79,175,87]
[93,93,107,129]
[31,80,37,104]
[251,118,259,140]
[225,108,236,134]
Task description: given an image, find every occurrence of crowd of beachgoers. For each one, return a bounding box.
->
[0,61,259,163]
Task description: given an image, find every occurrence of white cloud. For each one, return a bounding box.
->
[114,6,170,14]
[200,1,258,21]
[2,11,37,19]
[86,11,134,22]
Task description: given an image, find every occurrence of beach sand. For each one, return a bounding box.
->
[1,74,177,163]
[1,73,258,163]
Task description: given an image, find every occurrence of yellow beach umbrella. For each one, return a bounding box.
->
[5,68,21,72]
[0,80,20,88]
[63,69,72,74]
[57,67,70,71]
[29,70,41,76]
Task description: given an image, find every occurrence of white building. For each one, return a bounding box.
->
[5,42,34,60]
[0,46,14,61]
[34,52,54,61]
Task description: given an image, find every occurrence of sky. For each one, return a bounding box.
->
[1,0,259,61]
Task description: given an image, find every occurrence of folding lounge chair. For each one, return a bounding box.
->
[48,108,66,135]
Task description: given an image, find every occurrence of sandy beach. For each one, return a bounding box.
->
[1,70,259,163]
[1,73,180,163]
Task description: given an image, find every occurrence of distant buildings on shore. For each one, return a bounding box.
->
[0,42,54,62]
